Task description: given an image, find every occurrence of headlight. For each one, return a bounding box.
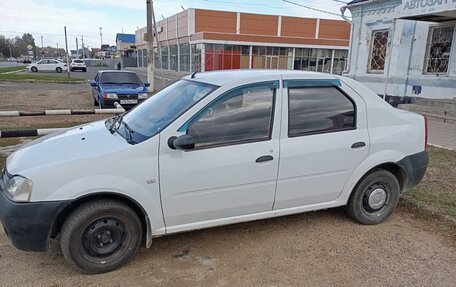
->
[138,93,149,99]
[104,93,118,99]
[4,176,33,202]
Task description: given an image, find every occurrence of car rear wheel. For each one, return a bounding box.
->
[56,67,63,73]
[31,67,38,72]
[60,199,143,274]
[346,169,400,225]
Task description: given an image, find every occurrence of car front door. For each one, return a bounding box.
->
[36,60,47,71]
[159,80,281,231]
[274,79,369,210]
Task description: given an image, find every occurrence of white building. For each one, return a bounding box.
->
[343,0,456,99]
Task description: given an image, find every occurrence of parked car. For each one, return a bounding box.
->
[27,59,68,73]
[70,59,87,72]
[16,57,32,64]
[0,70,429,274]
[91,70,150,109]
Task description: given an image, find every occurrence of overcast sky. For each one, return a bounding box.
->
[0,0,349,50]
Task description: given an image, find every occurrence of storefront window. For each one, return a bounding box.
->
[179,44,190,72]
[161,46,168,70]
[191,44,201,72]
[169,45,178,71]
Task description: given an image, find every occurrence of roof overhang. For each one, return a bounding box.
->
[398,0,456,22]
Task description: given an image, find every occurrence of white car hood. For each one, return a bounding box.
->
[6,121,127,175]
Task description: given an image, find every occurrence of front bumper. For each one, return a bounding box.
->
[101,98,146,109]
[397,150,429,191]
[0,190,71,252]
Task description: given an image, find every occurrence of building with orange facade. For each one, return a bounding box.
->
[135,8,351,74]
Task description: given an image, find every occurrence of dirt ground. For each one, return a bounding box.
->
[0,84,455,286]
[0,86,111,129]
[0,209,455,287]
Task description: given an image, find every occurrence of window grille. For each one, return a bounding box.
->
[368,29,389,73]
[424,25,454,74]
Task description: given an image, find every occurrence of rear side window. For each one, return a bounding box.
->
[288,86,355,137]
[186,82,277,149]
[73,60,84,63]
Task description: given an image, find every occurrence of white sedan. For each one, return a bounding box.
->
[27,59,68,73]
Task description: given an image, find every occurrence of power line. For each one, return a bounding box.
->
[282,0,343,17]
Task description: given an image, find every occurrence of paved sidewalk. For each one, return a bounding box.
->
[427,118,456,150]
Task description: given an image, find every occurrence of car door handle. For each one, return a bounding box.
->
[351,142,366,149]
[256,155,274,163]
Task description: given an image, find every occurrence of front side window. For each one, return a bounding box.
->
[288,86,355,137]
[368,29,389,73]
[424,25,454,74]
[185,82,277,149]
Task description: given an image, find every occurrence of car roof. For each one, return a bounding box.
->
[184,70,338,86]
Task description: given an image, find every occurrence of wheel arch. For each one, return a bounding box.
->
[51,192,153,248]
[350,162,406,199]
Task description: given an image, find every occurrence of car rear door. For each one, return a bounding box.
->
[274,78,369,209]
[159,79,281,231]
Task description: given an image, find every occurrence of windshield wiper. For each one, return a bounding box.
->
[111,112,135,144]
[108,114,122,134]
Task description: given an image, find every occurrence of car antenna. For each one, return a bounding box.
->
[191,71,197,79]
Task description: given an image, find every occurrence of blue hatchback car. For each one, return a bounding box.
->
[90,70,150,109]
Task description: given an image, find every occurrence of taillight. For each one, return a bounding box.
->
[424,116,428,150]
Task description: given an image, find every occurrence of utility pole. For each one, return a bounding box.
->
[75,37,79,58]
[81,35,85,58]
[99,27,103,47]
[40,35,44,58]
[64,26,70,79]
[146,0,155,92]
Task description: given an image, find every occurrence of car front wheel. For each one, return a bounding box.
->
[346,169,400,225]
[56,67,63,73]
[60,199,143,274]
[31,67,38,72]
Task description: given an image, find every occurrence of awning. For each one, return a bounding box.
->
[399,0,456,22]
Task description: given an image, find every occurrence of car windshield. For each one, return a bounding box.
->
[113,79,217,144]
[100,72,142,85]
[73,60,84,63]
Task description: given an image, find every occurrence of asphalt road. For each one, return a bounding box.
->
[17,67,173,90]
[1,66,175,92]
[0,61,23,67]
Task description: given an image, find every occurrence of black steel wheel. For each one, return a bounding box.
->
[60,199,143,273]
[346,169,400,225]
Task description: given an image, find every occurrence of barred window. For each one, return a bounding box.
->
[424,26,454,74]
[368,29,389,73]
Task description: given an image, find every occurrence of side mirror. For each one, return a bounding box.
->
[89,80,97,87]
[144,83,150,87]
[168,135,195,150]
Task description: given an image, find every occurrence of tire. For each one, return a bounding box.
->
[56,67,63,73]
[83,68,87,72]
[31,66,38,72]
[93,97,98,106]
[346,169,400,225]
[60,199,143,274]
